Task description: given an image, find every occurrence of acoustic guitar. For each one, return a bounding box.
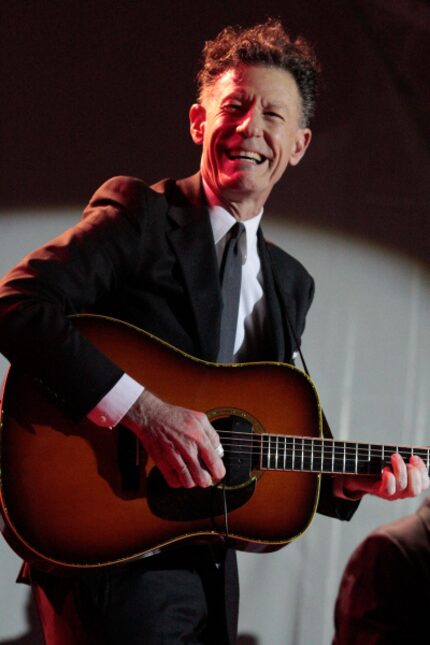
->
[0,314,428,573]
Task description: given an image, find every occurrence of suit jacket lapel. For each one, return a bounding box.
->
[156,173,296,363]
[258,231,295,363]
[165,174,222,361]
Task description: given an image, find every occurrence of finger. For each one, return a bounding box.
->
[174,459,197,489]
[180,443,213,488]
[168,414,220,486]
[215,444,224,457]
[191,415,225,481]
[197,413,223,450]
[379,467,396,497]
[199,440,226,483]
[410,455,430,489]
[403,463,422,498]
[146,434,196,488]
[391,453,407,491]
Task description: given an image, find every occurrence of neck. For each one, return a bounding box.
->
[202,177,265,221]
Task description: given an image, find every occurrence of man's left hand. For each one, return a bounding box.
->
[336,453,430,501]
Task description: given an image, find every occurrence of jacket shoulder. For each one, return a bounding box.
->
[85,176,167,214]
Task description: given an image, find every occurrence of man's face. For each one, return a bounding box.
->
[190,64,312,214]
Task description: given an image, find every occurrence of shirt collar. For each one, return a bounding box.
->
[202,179,264,245]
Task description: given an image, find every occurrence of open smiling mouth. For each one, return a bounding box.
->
[225,149,268,165]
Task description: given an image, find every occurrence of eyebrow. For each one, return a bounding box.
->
[220,92,245,102]
[221,93,287,106]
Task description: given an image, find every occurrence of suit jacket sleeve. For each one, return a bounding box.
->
[333,522,428,644]
[264,241,359,521]
[0,176,152,418]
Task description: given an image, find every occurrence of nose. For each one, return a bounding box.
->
[236,109,263,137]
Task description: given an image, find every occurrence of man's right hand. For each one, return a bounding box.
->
[121,390,226,489]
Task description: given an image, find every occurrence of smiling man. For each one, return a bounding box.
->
[0,19,428,645]
[190,63,311,219]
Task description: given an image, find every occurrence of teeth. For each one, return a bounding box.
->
[227,150,265,163]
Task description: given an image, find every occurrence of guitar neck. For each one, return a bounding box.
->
[258,435,430,475]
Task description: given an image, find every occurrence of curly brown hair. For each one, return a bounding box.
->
[196,19,320,127]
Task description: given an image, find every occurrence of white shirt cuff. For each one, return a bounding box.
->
[87,373,144,428]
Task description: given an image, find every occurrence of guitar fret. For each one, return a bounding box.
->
[398,446,412,463]
[356,444,370,474]
[259,434,263,469]
[270,435,274,469]
[323,439,332,472]
[344,441,359,474]
[333,442,345,473]
[303,438,312,471]
[286,437,293,470]
[369,444,384,474]
[311,438,322,472]
[283,436,287,470]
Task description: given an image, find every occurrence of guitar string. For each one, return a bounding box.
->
[215,445,424,461]
[216,442,425,459]
[215,429,428,453]
[215,430,427,454]
[217,445,428,462]
[213,431,429,461]
[212,443,429,472]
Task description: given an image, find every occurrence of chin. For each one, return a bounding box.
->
[221,169,260,188]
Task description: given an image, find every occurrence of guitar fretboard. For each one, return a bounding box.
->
[258,435,430,475]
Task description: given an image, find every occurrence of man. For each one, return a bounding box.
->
[333,496,430,644]
[0,19,428,645]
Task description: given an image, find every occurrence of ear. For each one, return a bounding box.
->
[189,103,206,145]
[289,128,312,166]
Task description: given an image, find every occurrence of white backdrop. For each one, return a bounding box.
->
[0,207,429,644]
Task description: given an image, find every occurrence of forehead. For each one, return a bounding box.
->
[207,64,301,108]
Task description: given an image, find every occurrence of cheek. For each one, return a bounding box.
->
[274,134,295,166]
[270,137,289,168]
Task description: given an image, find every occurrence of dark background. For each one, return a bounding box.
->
[1,0,429,263]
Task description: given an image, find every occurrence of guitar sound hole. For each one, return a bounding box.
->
[212,415,255,487]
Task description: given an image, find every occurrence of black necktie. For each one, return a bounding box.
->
[217,222,245,363]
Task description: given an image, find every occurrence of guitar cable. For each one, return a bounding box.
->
[221,479,230,537]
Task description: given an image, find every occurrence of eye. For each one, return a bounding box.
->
[223,103,243,113]
[264,111,284,121]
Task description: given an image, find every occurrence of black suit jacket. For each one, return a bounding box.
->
[0,172,358,525]
[0,173,312,411]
